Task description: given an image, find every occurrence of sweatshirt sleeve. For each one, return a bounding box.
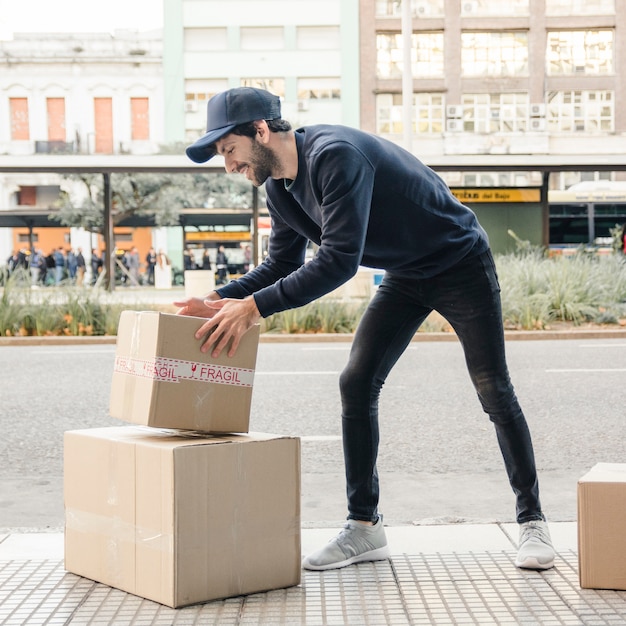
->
[252,141,375,317]
[216,209,308,301]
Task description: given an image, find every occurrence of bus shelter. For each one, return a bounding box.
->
[1,153,625,290]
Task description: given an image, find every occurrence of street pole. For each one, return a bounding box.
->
[402,0,413,153]
[103,172,114,291]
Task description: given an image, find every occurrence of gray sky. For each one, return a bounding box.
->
[0,0,163,37]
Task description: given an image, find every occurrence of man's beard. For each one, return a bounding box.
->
[248,140,280,186]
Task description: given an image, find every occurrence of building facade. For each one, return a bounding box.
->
[360,0,626,189]
[163,0,361,145]
[0,30,164,273]
[0,30,163,157]
[1,0,625,268]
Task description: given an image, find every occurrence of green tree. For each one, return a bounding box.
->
[55,172,261,232]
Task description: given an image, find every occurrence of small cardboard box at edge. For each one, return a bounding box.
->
[578,462,626,591]
[110,310,260,432]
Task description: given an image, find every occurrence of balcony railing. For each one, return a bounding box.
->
[34,141,76,154]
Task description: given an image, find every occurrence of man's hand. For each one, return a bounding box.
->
[177,295,261,358]
[173,292,221,319]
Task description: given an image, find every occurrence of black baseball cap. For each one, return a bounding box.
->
[186,87,282,163]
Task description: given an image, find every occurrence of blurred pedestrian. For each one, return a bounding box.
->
[53,247,65,285]
[75,248,86,286]
[183,247,196,271]
[215,245,228,285]
[67,249,77,282]
[90,249,102,285]
[7,251,19,274]
[202,248,212,270]
[145,247,156,285]
[29,250,43,285]
[127,247,140,286]
[45,250,56,285]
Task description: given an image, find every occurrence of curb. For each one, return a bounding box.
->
[2,328,626,346]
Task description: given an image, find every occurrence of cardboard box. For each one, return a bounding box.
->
[578,463,626,590]
[110,311,259,432]
[64,426,301,608]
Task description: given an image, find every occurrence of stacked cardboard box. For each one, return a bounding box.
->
[110,310,259,432]
[578,463,626,591]
[64,311,301,608]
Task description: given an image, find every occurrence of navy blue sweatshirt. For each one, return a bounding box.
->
[217,125,489,318]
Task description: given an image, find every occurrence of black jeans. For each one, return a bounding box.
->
[340,249,544,524]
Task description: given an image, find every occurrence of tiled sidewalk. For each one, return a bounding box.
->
[1,522,625,625]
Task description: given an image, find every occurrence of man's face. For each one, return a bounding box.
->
[215,133,279,187]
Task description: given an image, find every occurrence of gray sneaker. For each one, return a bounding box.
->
[302,517,390,571]
[515,520,555,570]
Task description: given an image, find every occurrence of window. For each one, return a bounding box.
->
[546,90,614,132]
[545,0,614,15]
[377,94,404,134]
[461,32,528,76]
[10,98,29,141]
[131,98,149,141]
[94,97,113,154]
[240,27,284,51]
[441,171,541,187]
[375,0,444,17]
[184,28,228,52]
[18,186,37,206]
[296,26,340,50]
[376,93,445,134]
[240,78,285,98]
[377,32,444,79]
[461,93,529,132]
[46,98,65,142]
[551,171,613,190]
[546,30,613,75]
[297,78,341,101]
[461,0,528,16]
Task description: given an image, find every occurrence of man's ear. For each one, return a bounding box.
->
[254,120,270,144]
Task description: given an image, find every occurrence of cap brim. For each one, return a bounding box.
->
[185,124,236,163]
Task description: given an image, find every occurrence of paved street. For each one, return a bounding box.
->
[1,335,625,531]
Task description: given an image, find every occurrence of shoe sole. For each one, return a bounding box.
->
[515,556,555,570]
[302,545,391,571]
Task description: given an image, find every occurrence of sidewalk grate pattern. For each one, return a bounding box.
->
[1,552,626,625]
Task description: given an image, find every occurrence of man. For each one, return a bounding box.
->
[75,247,86,286]
[90,249,102,285]
[183,247,196,272]
[215,245,229,285]
[175,87,555,572]
[29,249,44,286]
[53,247,65,285]
[66,248,78,283]
[145,247,157,285]
[127,246,141,286]
[7,250,20,274]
